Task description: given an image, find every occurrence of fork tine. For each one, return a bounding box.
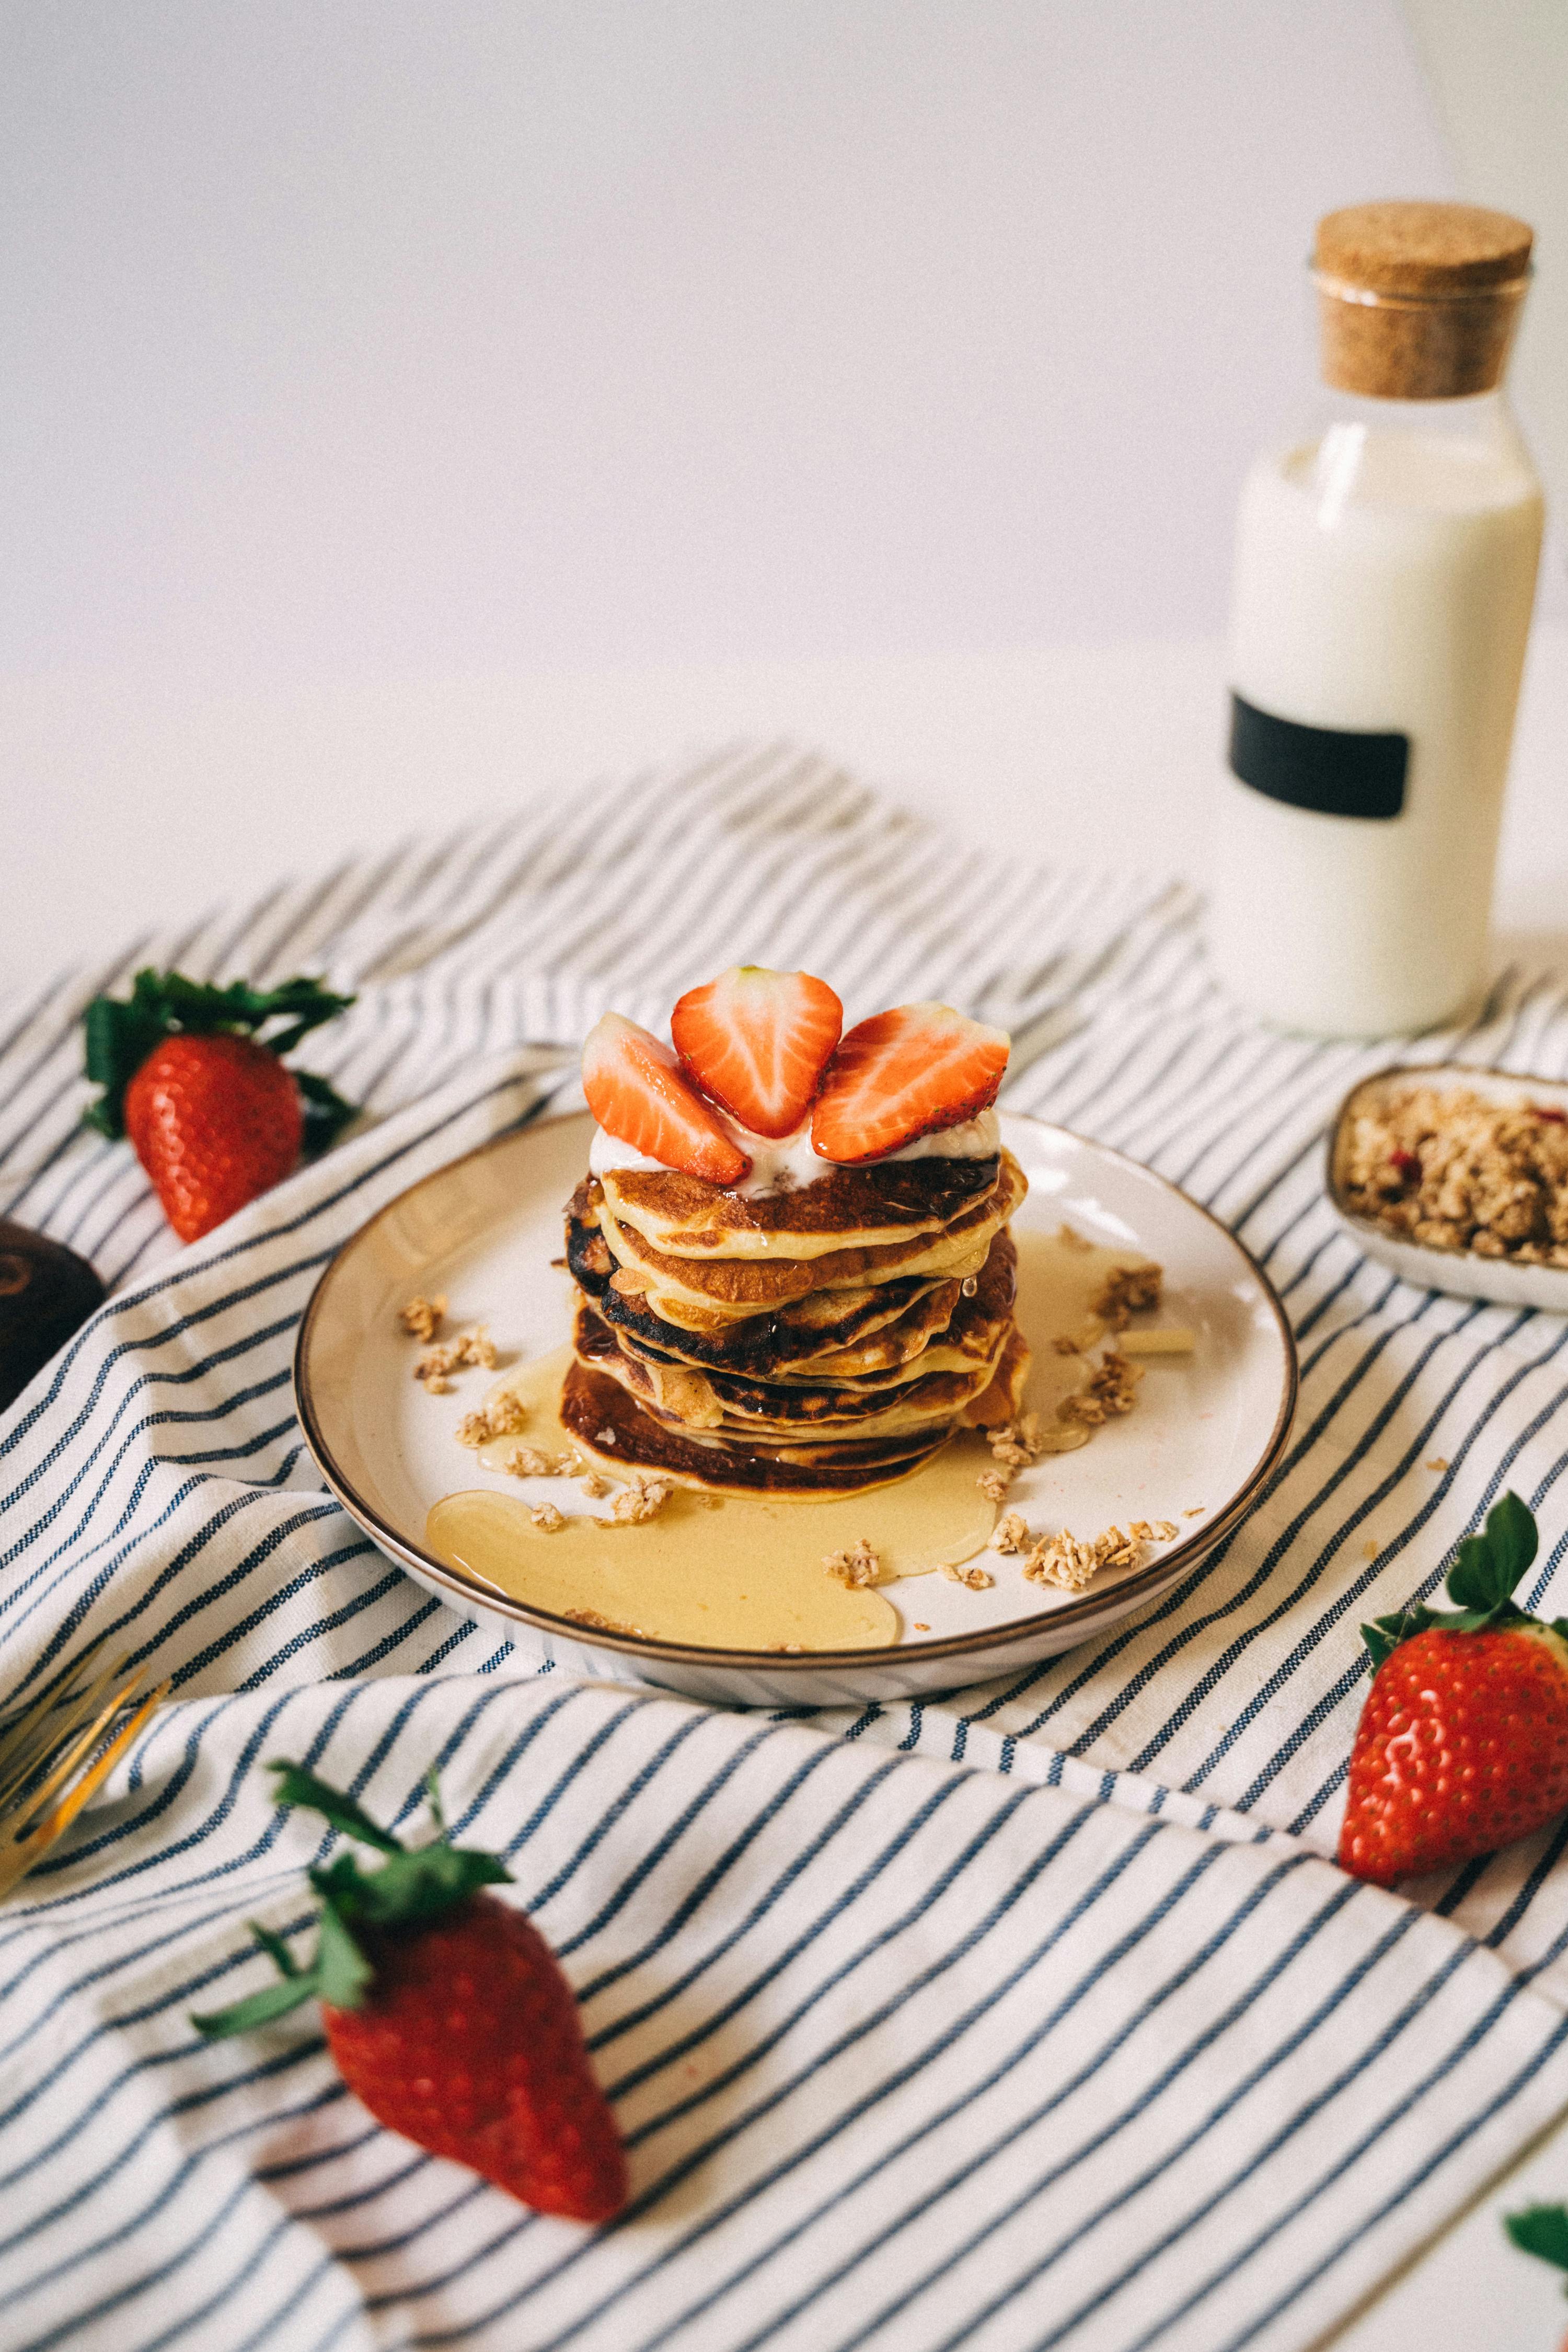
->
[10,1668,147,1831]
[0,1634,112,1757]
[0,1680,169,1904]
[0,1651,135,1811]
[0,1633,110,1750]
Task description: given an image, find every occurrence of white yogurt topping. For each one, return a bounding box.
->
[589,1106,1000,1197]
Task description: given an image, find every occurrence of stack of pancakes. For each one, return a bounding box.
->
[560,1147,1030,1495]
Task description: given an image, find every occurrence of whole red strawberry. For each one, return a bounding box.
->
[1339,1492,1568,1885]
[84,970,356,1242]
[194,1763,627,2223]
[125,1033,303,1242]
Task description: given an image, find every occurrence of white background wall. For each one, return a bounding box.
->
[2,0,1456,678]
[1403,0,1568,549]
[1,2,1562,990]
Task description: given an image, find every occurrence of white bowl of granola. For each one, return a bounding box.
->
[293,1110,1297,1706]
[1329,1063,1568,1313]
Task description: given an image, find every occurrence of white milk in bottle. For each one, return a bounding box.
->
[1209,202,1543,1036]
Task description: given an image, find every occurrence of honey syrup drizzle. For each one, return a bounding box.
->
[424,1226,1170,1651]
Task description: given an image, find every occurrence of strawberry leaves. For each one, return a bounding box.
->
[1361,1491,1544,1669]
[1360,1608,1431,1673]
[1506,2201,1568,2290]
[271,1760,402,1853]
[295,1067,359,1155]
[84,970,356,1146]
[1448,1488,1538,1608]
[192,1761,510,2039]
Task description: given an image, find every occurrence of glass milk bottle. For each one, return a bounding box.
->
[1208,202,1544,1035]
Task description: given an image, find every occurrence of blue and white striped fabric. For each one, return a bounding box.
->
[6,745,1568,2351]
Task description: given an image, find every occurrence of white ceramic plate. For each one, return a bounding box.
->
[294,1111,1297,1705]
[1328,1063,1568,1314]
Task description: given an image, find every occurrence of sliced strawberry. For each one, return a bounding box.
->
[582,1012,751,1186]
[810,1002,1009,1165]
[671,966,843,1139]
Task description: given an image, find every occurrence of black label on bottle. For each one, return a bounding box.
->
[1228,693,1408,822]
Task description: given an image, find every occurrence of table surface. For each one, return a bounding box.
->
[8,626,1568,2346]
[6,624,1566,997]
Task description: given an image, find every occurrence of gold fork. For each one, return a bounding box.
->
[0,1640,168,1900]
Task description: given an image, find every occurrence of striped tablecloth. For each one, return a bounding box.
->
[5,746,1568,2351]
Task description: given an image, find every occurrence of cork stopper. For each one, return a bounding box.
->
[1312,200,1532,399]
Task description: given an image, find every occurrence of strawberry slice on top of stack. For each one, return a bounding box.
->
[582,965,1009,1180]
[564,966,1028,1496]
[670,964,845,1139]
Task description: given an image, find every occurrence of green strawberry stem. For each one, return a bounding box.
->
[84,970,358,1148]
[191,1761,510,2040]
[1361,1491,1564,1670]
[1506,2203,1568,2295]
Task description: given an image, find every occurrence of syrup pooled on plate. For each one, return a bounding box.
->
[1007,1224,1174,1441]
[424,1347,1000,1652]
[423,1217,1173,1653]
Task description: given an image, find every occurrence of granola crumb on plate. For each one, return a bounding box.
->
[1022,1523,1149,1593]
[607,1477,674,1526]
[1093,1263,1163,1331]
[825,1537,880,1588]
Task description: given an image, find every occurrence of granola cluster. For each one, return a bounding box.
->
[825,1537,881,1588]
[454,1392,529,1448]
[412,1328,498,1393]
[607,1475,674,1526]
[524,1472,674,1531]
[1093,1264,1163,1330]
[1060,1350,1142,1427]
[1000,1514,1179,1593]
[1340,1086,1568,1264]
[498,1443,573,1479]
[986,1413,1045,1471]
[1021,1518,1173,1593]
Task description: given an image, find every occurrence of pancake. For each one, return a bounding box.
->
[791,1281,961,1378]
[616,1232,1015,1406]
[600,1153,1000,1261]
[560,1359,954,1496]
[584,1307,1007,1437]
[634,1247,995,1335]
[567,1202,949,1372]
[560,1124,1030,1497]
[961,1321,1033,1427]
[595,1150,1027,1314]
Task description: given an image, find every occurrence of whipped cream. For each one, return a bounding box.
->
[589,1106,1001,1198]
